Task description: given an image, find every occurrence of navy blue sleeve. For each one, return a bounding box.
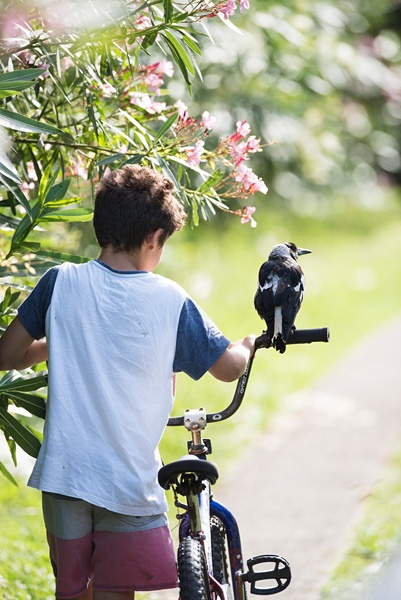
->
[173,298,230,381]
[18,267,59,339]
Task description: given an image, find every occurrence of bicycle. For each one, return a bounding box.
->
[158,327,330,600]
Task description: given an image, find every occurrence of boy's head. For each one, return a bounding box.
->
[93,165,186,252]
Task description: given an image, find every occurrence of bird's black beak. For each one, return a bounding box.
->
[298,248,312,256]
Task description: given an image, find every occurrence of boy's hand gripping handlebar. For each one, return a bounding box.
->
[167,327,330,427]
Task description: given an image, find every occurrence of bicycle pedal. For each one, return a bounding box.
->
[240,554,291,595]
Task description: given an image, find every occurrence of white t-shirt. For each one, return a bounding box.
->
[19,261,229,515]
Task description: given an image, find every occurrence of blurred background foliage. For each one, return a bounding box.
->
[1,0,401,596]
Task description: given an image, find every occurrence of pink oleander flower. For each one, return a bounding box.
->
[239,0,250,12]
[37,61,51,79]
[235,163,268,194]
[240,206,257,227]
[200,111,216,130]
[153,60,174,77]
[236,120,251,137]
[229,140,248,164]
[60,56,75,71]
[186,140,205,167]
[144,73,164,93]
[129,93,166,114]
[229,120,252,143]
[135,15,152,29]
[246,135,261,152]
[99,81,117,98]
[175,100,189,120]
[220,0,236,19]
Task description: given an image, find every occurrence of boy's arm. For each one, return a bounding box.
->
[209,335,255,383]
[0,316,48,371]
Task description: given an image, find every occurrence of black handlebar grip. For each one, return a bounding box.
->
[287,327,330,344]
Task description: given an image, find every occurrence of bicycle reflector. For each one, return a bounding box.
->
[240,554,291,595]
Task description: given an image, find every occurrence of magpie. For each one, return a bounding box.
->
[254,242,311,353]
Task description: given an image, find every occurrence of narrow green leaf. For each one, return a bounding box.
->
[7,392,46,419]
[154,112,178,143]
[0,108,67,136]
[38,163,60,209]
[0,173,31,213]
[40,207,93,222]
[181,33,202,56]
[163,0,173,22]
[0,68,45,83]
[35,249,90,264]
[44,178,71,205]
[163,31,195,75]
[0,371,48,393]
[10,212,34,248]
[0,406,41,458]
[96,153,125,166]
[0,149,22,184]
[0,461,18,486]
[197,170,225,194]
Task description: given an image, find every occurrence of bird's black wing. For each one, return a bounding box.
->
[255,259,305,342]
[279,263,305,341]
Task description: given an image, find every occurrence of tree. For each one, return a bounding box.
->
[0,0,267,481]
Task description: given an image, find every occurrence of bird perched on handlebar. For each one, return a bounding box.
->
[254,242,311,353]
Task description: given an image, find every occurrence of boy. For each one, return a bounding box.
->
[0,165,255,600]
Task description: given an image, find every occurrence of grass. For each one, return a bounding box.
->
[319,445,401,600]
[2,191,401,597]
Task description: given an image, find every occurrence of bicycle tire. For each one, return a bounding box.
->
[178,537,212,600]
[210,516,247,599]
[211,516,229,585]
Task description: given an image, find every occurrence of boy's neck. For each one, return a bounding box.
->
[98,248,147,272]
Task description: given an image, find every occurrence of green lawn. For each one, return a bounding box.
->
[2,192,401,598]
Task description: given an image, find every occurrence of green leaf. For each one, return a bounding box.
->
[0,108,67,137]
[44,178,71,205]
[0,461,18,486]
[196,170,225,194]
[34,249,90,264]
[9,212,35,250]
[38,163,60,209]
[6,392,46,419]
[0,68,46,84]
[162,31,195,85]
[154,112,178,143]
[0,371,48,393]
[96,153,125,166]
[163,0,173,22]
[0,149,22,184]
[39,207,93,222]
[0,173,31,213]
[0,406,41,458]
[181,33,202,56]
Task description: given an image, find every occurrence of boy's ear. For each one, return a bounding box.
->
[147,228,164,248]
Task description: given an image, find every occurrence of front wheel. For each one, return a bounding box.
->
[177,537,212,600]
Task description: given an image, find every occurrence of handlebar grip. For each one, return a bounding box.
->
[255,327,330,349]
[287,327,330,344]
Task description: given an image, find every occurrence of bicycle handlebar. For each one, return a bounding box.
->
[167,327,330,427]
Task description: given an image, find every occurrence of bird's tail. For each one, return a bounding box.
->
[273,307,286,353]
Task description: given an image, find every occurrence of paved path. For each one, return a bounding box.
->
[215,313,401,599]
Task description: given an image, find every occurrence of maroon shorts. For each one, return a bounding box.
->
[42,493,178,599]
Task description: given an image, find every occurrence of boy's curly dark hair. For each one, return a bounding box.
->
[93,165,187,252]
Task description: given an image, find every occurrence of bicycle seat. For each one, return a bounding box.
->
[158,455,219,490]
